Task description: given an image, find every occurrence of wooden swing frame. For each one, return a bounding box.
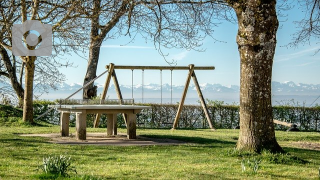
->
[93,63,216,130]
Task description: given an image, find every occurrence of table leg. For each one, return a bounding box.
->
[127,113,137,139]
[107,114,114,136]
[113,114,117,135]
[76,112,86,140]
[60,112,70,137]
[107,114,117,135]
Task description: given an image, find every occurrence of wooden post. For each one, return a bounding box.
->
[60,112,70,136]
[273,119,293,127]
[94,63,114,127]
[113,114,118,135]
[76,111,87,140]
[127,113,137,139]
[112,70,127,127]
[191,72,215,130]
[172,64,194,129]
[107,114,117,136]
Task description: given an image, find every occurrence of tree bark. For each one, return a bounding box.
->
[22,56,36,123]
[0,46,24,101]
[83,0,101,99]
[229,0,283,152]
[82,0,129,99]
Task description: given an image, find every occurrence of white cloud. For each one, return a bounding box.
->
[100,45,153,49]
[170,51,189,61]
[275,46,320,62]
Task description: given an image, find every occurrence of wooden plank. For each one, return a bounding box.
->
[172,64,195,129]
[106,114,117,136]
[273,119,293,127]
[107,114,114,136]
[105,65,215,70]
[94,63,115,127]
[127,113,137,139]
[76,111,87,140]
[191,72,215,130]
[113,114,117,135]
[60,112,70,136]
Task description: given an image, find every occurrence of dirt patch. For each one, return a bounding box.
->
[292,142,320,151]
[20,133,187,146]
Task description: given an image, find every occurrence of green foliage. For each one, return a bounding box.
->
[33,100,59,124]
[226,148,308,166]
[38,155,76,177]
[3,98,319,131]
[137,102,320,131]
[0,117,22,126]
[260,150,308,165]
[241,157,261,174]
[0,104,23,117]
[226,148,256,158]
[0,128,319,179]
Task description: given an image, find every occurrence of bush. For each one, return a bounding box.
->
[0,105,23,117]
[33,100,60,124]
[39,155,76,177]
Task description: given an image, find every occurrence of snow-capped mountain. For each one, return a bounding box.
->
[272,81,320,95]
[27,81,320,105]
[49,81,320,95]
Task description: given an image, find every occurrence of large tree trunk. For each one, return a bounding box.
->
[230,0,283,152]
[0,46,24,102]
[83,0,101,99]
[22,56,36,123]
[83,40,101,99]
[82,1,129,99]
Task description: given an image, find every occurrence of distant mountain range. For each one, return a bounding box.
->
[2,80,319,105]
[53,81,320,95]
[31,81,319,105]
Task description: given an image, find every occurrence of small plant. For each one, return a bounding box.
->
[39,155,76,177]
[241,157,261,174]
[261,150,308,165]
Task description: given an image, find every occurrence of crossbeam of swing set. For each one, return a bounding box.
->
[105,65,215,70]
[94,63,216,130]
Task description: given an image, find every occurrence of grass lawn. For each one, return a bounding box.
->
[0,124,319,179]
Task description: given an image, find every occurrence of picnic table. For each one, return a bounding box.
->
[50,105,151,140]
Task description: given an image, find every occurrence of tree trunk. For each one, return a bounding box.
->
[82,1,129,99]
[0,46,24,102]
[83,0,101,99]
[22,56,36,123]
[83,40,101,99]
[230,0,283,152]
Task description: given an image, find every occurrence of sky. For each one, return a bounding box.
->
[58,2,320,88]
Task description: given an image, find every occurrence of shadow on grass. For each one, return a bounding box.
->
[140,134,236,146]
[0,136,51,147]
[283,146,320,162]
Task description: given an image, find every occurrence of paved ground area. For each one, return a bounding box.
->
[20,133,187,146]
[292,142,320,151]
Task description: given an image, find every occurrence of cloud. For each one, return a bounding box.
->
[296,61,317,67]
[275,46,320,62]
[100,45,153,49]
[170,51,189,61]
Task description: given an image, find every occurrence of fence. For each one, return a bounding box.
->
[33,101,320,131]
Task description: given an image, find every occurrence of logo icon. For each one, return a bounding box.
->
[12,20,52,56]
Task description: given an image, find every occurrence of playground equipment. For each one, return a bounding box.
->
[93,63,216,130]
[273,119,299,131]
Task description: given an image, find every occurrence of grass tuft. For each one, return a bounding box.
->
[260,150,308,165]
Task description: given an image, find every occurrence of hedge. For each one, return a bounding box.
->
[5,101,319,131]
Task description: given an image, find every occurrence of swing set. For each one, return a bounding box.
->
[93,63,216,130]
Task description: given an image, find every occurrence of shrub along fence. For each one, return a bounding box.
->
[137,104,320,131]
[32,101,320,131]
